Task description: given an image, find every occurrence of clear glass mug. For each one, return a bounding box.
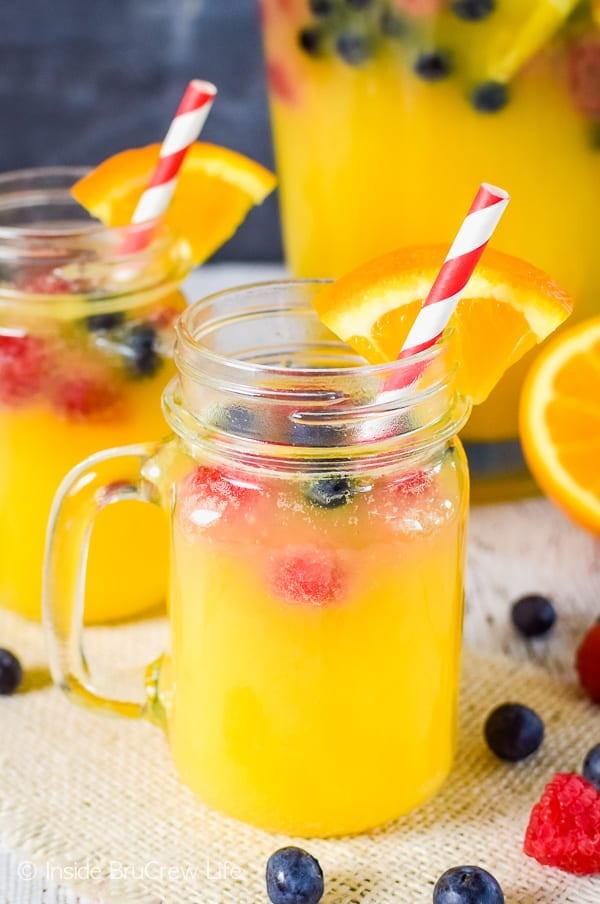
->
[45,280,470,837]
[260,0,600,497]
[0,168,191,622]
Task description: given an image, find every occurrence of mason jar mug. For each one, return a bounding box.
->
[45,280,470,837]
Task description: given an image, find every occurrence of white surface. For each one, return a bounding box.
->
[1,263,599,904]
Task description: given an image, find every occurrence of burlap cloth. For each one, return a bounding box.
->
[0,498,599,904]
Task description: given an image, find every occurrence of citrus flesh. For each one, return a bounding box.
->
[72,143,276,266]
[312,245,573,404]
[520,315,600,535]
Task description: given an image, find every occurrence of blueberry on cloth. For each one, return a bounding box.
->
[583,743,600,791]
[266,847,324,904]
[484,702,544,762]
[433,865,504,904]
[0,648,23,696]
[511,594,556,638]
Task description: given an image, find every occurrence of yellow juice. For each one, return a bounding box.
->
[165,447,467,837]
[262,0,600,444]
[0,168,190,622]
[0,359,176,622]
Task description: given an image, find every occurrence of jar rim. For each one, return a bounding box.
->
[0,166,192,314]
[167,279,471,471]
[176,278,452,381]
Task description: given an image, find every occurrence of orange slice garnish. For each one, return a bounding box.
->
[72,143,276,266]
[312,245,573,404]
[520,315,600,535]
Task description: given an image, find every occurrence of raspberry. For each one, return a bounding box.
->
[268,544,348,606]
[568,38,600,118]
[267,61,301,105]
[178,466,257,529]
[17,271,72,295]
[393,0,444,17]
[575,622,600,703]
[524,773,600,875]
[52,374,120,421]
[394,469,432,497]
[0,334,47,405]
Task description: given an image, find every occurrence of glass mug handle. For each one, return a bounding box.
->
[43,443,161,720]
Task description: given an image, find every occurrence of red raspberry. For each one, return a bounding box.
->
[267,60,301,105]
[394,469,433,497]
[17,272,72,295]
[568,38,600,117]
[0,334,47,405]
[148,306,181,330]
[178,466,257,529]
[393,0,444,17]
[524,773,600,875]
[576,622,600,703]
[52,374,120,421]
[268,544,349,606]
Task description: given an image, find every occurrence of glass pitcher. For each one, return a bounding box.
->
[260,0,600,497]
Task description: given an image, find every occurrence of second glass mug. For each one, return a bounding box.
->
[260,0,600,497]
[45,281,469,837]
[0,168,190,622]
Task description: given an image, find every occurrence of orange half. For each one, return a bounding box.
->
[520,315,600,535]
[312,245,573,404]
[72,143,276,266]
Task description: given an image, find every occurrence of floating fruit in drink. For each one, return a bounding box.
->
[260,0,596,496]
[0,139,275,621]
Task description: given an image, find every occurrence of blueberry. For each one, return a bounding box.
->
[452,0,495,21]
[298,26,328,57]
[124,324,162,378]
[304,476,355,509]
[414,51,452,82]
[0,648,23,696]
[336,32,374,66]
[484,702,544,762]
[433,866,504,904]
[86,311,126,332]
[380,9,408,39]
[289,421,343,448]
[511,594,556,638]
[589,121,600,150]
[471,81,509,112]
[309,0,337,16]
[266,847,324,904]
[583,743,600,791]
[213,405,258,439]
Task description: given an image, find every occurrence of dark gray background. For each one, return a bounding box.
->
[0,0,282,261]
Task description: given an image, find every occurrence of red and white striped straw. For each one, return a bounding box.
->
[131,79,217,224]
[399,183,510,360]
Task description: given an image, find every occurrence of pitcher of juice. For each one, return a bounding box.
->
[44,280,469,837]
[0,167,190,622]
[260,0,600,497]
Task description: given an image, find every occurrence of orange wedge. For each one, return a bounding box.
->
[72,143,276,266]
[312,245,573,404]
[520,316,600,535]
